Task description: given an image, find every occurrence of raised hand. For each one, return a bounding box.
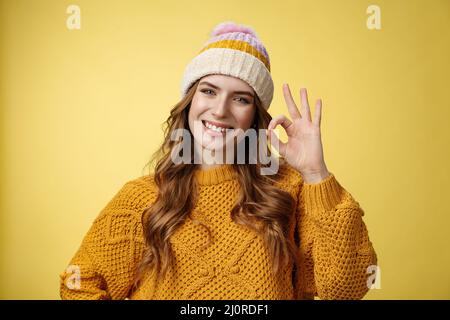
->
[267,84,330,184]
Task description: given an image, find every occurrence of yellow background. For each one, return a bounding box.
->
[1,0,449,299]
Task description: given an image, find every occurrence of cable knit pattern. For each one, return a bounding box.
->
[59,164,377,300]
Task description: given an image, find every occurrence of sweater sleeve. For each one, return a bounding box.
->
[59,177,155,300]
[294,172,378,300]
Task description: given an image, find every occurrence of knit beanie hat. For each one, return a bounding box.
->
[180,21,274,110]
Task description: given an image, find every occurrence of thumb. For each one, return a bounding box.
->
[267,129,287,157]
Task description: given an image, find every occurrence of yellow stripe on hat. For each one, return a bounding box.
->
[198,40,271,72]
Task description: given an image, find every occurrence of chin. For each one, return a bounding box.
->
[195,138,225,151]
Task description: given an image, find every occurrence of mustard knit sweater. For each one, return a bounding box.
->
[59,164,377,300]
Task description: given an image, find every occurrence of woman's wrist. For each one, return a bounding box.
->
[301,168,331,184]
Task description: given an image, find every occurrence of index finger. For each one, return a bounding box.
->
[282,83,301,120]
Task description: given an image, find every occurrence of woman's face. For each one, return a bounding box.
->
[188,74,257,151]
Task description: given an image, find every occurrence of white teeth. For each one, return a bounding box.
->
[204,121,229,133]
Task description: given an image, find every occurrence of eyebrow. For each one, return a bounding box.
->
[199,81,255,98]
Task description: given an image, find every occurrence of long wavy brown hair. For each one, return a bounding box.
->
[130,78,299,293]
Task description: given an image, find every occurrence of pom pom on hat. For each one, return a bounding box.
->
[210,21,260,40]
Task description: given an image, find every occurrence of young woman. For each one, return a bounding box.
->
[60,21,377,300]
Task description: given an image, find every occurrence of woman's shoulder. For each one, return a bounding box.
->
[85,174,158,248]
[124,174,158,195]
[92,174,158,223]
[113,174,159,211]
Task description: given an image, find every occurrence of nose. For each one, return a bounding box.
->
[211,96,228,118]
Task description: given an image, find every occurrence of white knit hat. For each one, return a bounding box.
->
[180,21,274,110]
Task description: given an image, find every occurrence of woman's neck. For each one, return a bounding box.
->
[199,163,222,170]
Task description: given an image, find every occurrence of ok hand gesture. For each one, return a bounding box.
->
[268,84,330,184]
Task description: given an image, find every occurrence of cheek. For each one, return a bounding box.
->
[190,95,208,117]
[188,96,202,123]
[188,95,209,134]
[234,108,256,129]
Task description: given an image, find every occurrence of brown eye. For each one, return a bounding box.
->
[201,89,214,95]
[236,97,250,104]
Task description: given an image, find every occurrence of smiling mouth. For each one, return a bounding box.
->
[202,120,234,134]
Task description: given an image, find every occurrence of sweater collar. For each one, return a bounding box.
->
[195,164,236,185]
